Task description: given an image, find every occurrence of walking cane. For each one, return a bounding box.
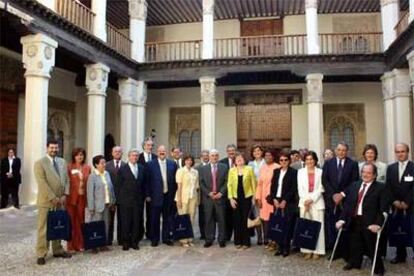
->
[370,212,389,276]
[328,227,342,270]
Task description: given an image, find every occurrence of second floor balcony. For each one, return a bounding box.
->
[144,32,383,63]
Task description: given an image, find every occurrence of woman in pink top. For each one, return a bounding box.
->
[255,150,280,247]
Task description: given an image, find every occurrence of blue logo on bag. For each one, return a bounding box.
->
[54,220,65,230]
[90,231,103,240]
[299,230,313,240]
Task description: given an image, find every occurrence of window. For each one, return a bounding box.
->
[340,36,353,53]
[355,36,369,53]
[178,130,190,155]
[178,129,201,158]
[328,116,356,157]
[191,130,201,158]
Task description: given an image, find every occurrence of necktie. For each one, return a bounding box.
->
[133,165,138,178]
[355,183,367,216]
[53,159,60,176]
[115,160,120,172]
[148,154,151,162]
[399,162,405,182]
[337,160,343,183]
[212,165,218,193]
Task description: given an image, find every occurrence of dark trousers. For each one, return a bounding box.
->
[261,220,269,243]
[348,217,384,274]
[198,203,206,239]
[0,180,19,208]
[325,206,348,260]
[225,199,234,241]
[107,205,121,245]
[233,196,252,246]
[150,194,173,243]
[278,211,297,253]
[138,200,152,240]
[204,199,226,243]
[119,204,141,247]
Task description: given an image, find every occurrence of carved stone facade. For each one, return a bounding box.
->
[305,0,318,10]
[306,74,323,103]
[332,14,381,33]
[85,63,110,97]
[380,0,399,7]
[225,89,302,106]
[200,77,216,105]
[118,78,139,105]
[129,0,148,20]
[169,107,201,156]
[202,0,215,15]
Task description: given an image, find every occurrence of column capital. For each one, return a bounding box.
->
[137,81,147,107]
[118,78,139,105]
[305,0,318,9]
[129,0,148,20]
[380,0,399,7]
[306,73,323,103]
[203,0,215,15]
[392,68,411,97]
[407,50,414,84]
[20,34,58,78]
[381,71,395,100]
[85,63,110,97]
[200,76,216,104]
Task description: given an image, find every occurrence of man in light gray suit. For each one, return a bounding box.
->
[199,149,229,248]
[34,140,71,265]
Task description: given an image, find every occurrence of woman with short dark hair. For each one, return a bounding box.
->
[359,144,387,183]
[66,148,91,252]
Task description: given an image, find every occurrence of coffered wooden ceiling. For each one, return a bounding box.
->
[105,0,409,29]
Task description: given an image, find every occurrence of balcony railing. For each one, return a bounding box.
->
[106,23,132,58]
[395,10,410,36]
[56,0,95,33]
[144,33,382,62]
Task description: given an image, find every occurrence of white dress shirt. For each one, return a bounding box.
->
[8,157,14,173]
[399,160,408,182]
[357,181,373,216]
[337,158,345,168]
[159,159,168,193]
[128,162,138,178]
[145,152,152,162]
[276,169,287,198]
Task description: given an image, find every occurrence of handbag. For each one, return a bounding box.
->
[292,211,321,250]
[388,211,413,247]
[247,205,261,229]
[46,209,71,241]
[172,214,194,240]
[267,209,289,243]
[82,220,107,250]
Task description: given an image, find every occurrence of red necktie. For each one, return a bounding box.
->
[355,183,367,216]
[115,160,120,172]
[212,165,218,193]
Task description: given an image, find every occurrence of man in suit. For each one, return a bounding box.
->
[200,149,229,248]
[146,145,178,247]
[385,143,414,264]
[290,150,303,170]
[219,144,236,241]
[336,163,388,275]
[195,150,210,240]
[105,146,125,245]
[0,148,21,208]
[322,142,359,257]
[170,147,183,169]
[138,138,157,241]
[34,140,71,265]
[117,149,145,250]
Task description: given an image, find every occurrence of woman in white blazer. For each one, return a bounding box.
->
[297,151,325,259]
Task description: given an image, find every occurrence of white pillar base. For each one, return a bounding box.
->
[306,73,324,158]
[381,72,396,163]
[200,76,216,150]
[136,81,147,146]
[202,0,214,59]
[118,78,138,151]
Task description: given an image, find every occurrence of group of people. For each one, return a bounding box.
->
[2,138,412,275]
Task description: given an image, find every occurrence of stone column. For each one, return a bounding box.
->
[202,0,214,59]
[392,69,413,158]
[128,0,147,62]
[380,0,400,50]
[91,0,107,42]
[37,0,55,11]
[381,72,396,163]
[306,74,324,158]
[136,81,147,146]
[20,33,58,204]
[118,78,138,151]
[85,63,110,161]
[410,0,414,22]
[200,77,216,150]
[408,50,414,104]
[305,0,320,54]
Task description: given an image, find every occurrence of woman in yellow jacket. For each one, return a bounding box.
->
[228,153,257,249]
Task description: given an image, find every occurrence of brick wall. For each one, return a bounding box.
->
[0,88,18,159]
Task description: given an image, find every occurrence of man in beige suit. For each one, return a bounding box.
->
[34,140,71,265]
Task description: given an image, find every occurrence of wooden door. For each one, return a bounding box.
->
[236,104,291,155]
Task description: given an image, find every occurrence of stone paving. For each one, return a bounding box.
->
[0,207,412,276]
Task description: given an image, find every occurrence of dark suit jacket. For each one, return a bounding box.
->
[322,157,359,209]
[199,163,229,205]
[138,152,157,166]
[269,167,298,213]
[117,163,146,206]
[385,161,414,213]
[0,157,21,184]
[219,157,233,169]
[146,159,177,208]
[105,159,126,199]
[340,180,388,228]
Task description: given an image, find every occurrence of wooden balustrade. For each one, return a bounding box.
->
[395,10,410,36]
[56,0,95,33]
[319,32,383,55]
[106,23,132,58]
[145,40,202,62]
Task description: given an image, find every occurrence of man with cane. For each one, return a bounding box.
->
[335,163,388,275]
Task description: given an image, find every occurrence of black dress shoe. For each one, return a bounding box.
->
[151,241,158,247]
[257,241,263,246]
[219,242,226,248]
[131,245,140,250]
[37,257,46,265]
[282,251,290,257]
[390,257,405,264]
[343,263,358,271]
[122,245,129,251]
[274,250,283,256]
[53,252,72,258]
[204,242,213,248]
[163,241,173,246]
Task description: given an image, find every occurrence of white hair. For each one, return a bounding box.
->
[128,148,139,155]
[209,149,219,155]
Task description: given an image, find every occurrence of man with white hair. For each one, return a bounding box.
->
[199,149,229,248]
